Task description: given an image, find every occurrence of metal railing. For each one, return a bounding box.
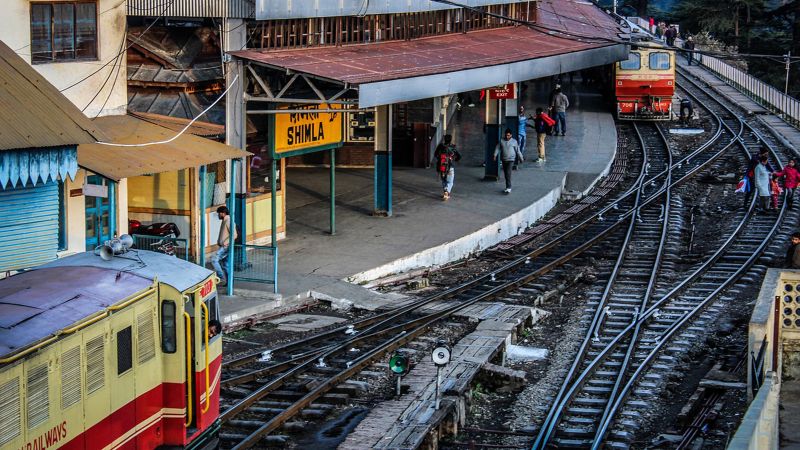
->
[750,335,768,397]
[698,54,800,127]
[132,234,190,261]
[232,244,278,293]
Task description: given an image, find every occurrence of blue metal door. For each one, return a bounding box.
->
[85,176,111,249]
[0,182,59,272]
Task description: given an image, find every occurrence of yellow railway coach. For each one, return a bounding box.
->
[0,250,222,450]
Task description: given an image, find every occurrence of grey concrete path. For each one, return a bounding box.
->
[680,59,800,151]
[221,79,616,323]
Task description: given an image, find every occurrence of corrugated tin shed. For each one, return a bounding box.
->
[0,40,106,150]
[78,114,249,180]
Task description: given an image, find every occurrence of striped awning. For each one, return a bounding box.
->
[0,146,78,190]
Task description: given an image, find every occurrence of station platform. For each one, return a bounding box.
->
[220,79,617,325]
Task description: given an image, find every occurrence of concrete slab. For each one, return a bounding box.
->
[268,314,347,332]
[221,77,616,320]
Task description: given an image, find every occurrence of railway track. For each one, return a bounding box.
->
[216,64,782,449]
[531,68,791,449]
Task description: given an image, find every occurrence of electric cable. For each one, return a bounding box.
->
[94,74,238,147]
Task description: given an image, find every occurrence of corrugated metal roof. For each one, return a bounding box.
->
[0,40,107,150]
[127,0,254,18]
[78,114,249,180]
[231,0,622,86]
[129,111,225,138]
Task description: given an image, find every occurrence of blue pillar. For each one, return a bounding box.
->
[226,159,237,296]
[374,104,392,216]
[199,165,207,267]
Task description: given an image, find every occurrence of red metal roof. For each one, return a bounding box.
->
[231,0,622,86]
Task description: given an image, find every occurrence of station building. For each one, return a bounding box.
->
[0,0,248,273]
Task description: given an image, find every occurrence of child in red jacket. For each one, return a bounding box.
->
[774,158,800,209]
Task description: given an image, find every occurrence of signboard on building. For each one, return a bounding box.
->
[272,104,343,157]
[488,84,516,100]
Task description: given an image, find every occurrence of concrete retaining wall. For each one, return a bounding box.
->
[728,373,780,450]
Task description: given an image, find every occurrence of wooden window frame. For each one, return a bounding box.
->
[30,1,98,64]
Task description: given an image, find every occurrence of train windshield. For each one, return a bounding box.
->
[620,52,641,70]
[649,52,671,70]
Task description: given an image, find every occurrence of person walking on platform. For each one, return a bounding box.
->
[755,155,774,212]
[774,158,800,209]
[516,105,529,169]
[533,108,555,163]
[552,88,569,136]
[432,134,461,201]
[787,232,800,268]
[684,36,696,65]
[494,128,524,194]
[212,206,237,286]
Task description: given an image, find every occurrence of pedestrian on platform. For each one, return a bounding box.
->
[552,88,570,136]
[787,232,800,268]
[666,26,677,46]
[684,36,696,65]
[755,155,774,212]
[649,17,655,34]
[517,105,529,169]
[774,158,800,209]
[432,134,461,201]
[533,108,555,162]
[212,205,238,286]
[494,128,524,194]
[548,83,561,122]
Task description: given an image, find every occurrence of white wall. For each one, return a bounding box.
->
[1,0,128,117]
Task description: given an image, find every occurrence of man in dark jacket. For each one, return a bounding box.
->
[787,232,800,268]
[684,36,696,65]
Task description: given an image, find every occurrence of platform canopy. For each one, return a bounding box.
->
[231,0,628,108]
[78,114,250,181]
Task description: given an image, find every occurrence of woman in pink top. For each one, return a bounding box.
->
[774,158,800,209]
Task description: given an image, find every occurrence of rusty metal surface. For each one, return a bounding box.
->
[232,0,621,86]
[0,266,152,359]
[0,41,106,151]
[78,114,249,180]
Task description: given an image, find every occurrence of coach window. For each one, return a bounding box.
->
[620,52,641,70]
[161,300,177,353]
[117,327,133,375]
[649,52,671,70]
[30,2,98,64]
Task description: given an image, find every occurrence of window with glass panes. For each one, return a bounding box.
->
[30,2,97,63]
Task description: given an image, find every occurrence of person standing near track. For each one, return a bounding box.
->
[787,232,800,268]
[684,36,696,65]
[755,155,774,212]
[744,147,772,207]
[774,158,800,209]
[494,128,524,194]
[533,107,555,163]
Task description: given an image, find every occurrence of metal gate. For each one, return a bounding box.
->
[0,182,59,272]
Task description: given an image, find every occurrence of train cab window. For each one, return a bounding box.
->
[203,295,220,346]
[117,326,133,375]
[620,52,641,70]
[161,300,177,353]
[649,52,671,70]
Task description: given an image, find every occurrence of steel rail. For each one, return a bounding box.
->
[533,76,751,448]
[588,67,790,447]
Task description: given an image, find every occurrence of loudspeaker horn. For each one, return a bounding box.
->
[98,245,114,261]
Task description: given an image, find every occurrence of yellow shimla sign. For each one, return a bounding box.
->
[274,104,342,154]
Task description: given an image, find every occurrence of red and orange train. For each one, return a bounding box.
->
[615,43,676,121]
[0,250,221,450]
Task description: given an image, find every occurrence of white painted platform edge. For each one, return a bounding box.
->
[346,174,566,284]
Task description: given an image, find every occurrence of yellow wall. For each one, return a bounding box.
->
[128,171,191,212]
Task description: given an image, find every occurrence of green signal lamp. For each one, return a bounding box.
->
[389,352,409,376]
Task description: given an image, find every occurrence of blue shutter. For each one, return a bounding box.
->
[0,182,59,272]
